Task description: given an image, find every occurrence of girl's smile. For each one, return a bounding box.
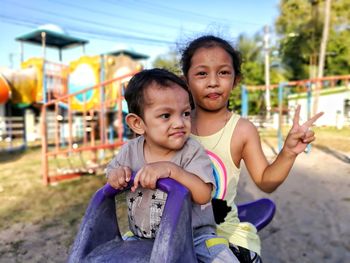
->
[206,92,221,99]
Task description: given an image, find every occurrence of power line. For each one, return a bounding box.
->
[103,0,262,27]
[45,0,197,35]
[0,15,176,46]
[3,0,175,40]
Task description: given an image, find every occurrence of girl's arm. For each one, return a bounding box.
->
[241,105,323,193]
[132,161,212,204]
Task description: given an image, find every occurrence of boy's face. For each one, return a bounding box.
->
[187,46,235,112]
[141,83,191,155]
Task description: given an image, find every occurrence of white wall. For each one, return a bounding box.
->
[288,87,350,127]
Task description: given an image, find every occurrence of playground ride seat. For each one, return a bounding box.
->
[68,174,276,263]
[68,177,197,263]
[237,198,276,231]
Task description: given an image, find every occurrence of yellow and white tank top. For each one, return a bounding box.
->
[191,112,261,255]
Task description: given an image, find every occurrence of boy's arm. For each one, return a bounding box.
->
[106,144,133,190]
[107,166,132,190]
[133,161,212,205]
[243,105,323,193]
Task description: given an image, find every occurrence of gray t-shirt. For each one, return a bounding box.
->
[107,136,216,238]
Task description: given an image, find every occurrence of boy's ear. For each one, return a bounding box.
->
[125,113,145,135]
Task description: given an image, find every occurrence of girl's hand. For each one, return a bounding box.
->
[107,166,132,190]
[131,162,171,192]
[283,105,323,155]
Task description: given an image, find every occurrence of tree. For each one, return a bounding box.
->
[232,33,286,114]
[275,0,350,80]
[152,51,182,75]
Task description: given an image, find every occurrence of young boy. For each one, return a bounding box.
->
[106,68,237,262]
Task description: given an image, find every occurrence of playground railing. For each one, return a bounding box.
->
[41,71,138,185]
[0,116,26,153]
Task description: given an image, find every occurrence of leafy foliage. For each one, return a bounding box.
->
[275,0,350,80]
[152,50,182,75]
[232,33,285,114]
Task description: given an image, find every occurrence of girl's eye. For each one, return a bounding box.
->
[160,113,170,119]
[219,70,231,76]
[196,71,207,76]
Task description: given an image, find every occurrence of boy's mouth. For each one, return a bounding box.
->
[169,131,186,137]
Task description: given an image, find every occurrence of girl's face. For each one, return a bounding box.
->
[187,46,235,112]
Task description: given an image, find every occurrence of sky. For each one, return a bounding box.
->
[1,0,280,69]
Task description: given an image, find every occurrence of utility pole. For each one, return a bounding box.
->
[314,0,332,115]
[9,53,15,69]
[310,0,319,79]
[264,25,271,119]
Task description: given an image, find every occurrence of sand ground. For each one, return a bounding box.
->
[0,142,349,262]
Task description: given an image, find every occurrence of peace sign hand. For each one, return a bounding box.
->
[283,105,324,155]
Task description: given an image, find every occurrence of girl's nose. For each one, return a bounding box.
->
[208,73,219,88]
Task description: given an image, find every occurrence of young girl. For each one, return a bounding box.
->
[180,35,323,262]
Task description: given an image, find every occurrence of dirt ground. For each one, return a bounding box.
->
[0,142,349,262]
[236,143,350,263]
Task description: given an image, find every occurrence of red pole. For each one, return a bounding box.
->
[117,84,123,142]
[41,105,49,185]
[83,92,87,145]
[68,96,73,151]
[55,102,59,153]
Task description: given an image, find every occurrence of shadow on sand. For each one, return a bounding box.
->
[313,144,350,163]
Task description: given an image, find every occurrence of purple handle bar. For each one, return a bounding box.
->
[103,172,276,231]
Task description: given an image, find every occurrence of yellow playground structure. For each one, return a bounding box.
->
[0,25,148,184]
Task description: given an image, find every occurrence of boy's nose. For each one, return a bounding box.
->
[173,116,185,128]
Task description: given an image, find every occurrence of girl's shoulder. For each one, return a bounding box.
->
[234,117,259,139]
[236,117,256,130]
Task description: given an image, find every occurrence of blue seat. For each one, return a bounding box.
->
[237,198,276,231]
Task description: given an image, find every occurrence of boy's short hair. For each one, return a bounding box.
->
[125,68,190,118]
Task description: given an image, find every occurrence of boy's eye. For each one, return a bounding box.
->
[160,113,170,119]
[183,111,191,117]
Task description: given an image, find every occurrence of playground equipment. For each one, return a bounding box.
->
[68,52,144,111]
[0,74,11,104]
[15,24,89,104]
[68,175,276,262]
[0,25,148,182]
[41,50,147,185]
[0,69,28,153]
[0,25,88,153]
[41,70,139,185]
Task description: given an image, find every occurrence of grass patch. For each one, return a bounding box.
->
[259,126,350,153]
[0,148,107,245]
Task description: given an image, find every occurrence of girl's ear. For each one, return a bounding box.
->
[180,74,187,83]
[125,113,145,135]
[233,75,242,87]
